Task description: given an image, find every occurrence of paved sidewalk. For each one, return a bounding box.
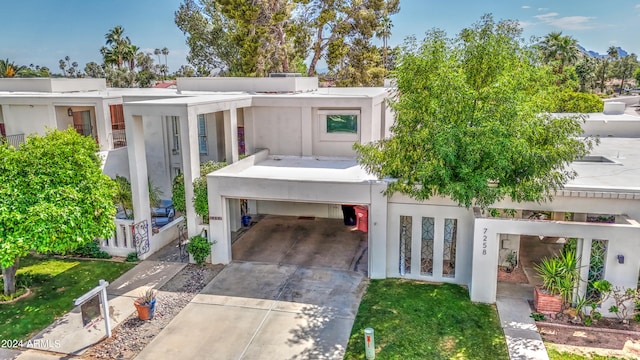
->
[496,282,549,360]
[1,260,185,360]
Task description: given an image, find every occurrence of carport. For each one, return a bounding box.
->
[232,215,368,272]
[206,149,389,278]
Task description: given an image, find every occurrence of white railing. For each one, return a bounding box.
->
[100,218,136,257]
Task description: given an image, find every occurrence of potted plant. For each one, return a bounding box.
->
[534,248,580,315]
[134,287,157,321]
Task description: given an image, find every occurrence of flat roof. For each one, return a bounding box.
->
[0,87,178,99]
[213,155,378,183]
[567,137,640,192]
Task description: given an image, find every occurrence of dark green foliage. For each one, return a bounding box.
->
[344,279,508,359]
[530,312,546,321]
[187,235,211,265]
[69,239,112,259]
[172,161,226,221]
[125,252,139,262]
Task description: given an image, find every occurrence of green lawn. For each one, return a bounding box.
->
[344,279,509,360]
[547,345,632,360]
[0,256,135,340]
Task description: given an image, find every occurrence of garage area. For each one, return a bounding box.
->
[206,150,389,278]
[232,214,368,273]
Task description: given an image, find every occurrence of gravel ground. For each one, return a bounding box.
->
[82,263,223,360]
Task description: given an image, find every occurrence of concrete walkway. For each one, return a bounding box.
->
[1,260,185,360]
[497,282,549,360]
[135,261,367,360]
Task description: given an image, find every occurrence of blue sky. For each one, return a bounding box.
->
[2,0,639,74]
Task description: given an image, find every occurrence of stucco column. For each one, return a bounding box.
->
[124,113,151,229]
[577,238,593,301]
[369,181,388,278]
[470,218,499,303]
[224,106,239,164]
[180,107,201,238]
[208,178,232,264]
[301,107,313,156]
[360,99,373,143]
[94,100,110,151]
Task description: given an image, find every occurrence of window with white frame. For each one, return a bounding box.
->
[318,110,360,142]
[170,116,180,154]
[197,114,208,155]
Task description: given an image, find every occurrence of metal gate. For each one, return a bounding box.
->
[132,220,150,257]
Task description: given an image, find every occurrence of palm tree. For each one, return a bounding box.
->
[105,25,129,47]
[124,44,140,71]
[376,16,392,71]
[538,31,579,74]
[161,47,169,80]
[598,46,619,93]
[154,48,161,65]
[0,59,26,77]
[104,26,132,69]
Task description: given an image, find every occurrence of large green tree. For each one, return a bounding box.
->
[0,129,116,295]
[174,0,399,84]
[611,54,638,93]
[355,15,596,208]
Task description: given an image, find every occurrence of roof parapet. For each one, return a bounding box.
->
[177,77,318,93]
[0,78,107,93]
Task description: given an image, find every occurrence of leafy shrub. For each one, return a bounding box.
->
[551,90,604,113]
[125,252,139,262]
[187,235,213,265]
[172,161,227,222]
[72,239,112,259]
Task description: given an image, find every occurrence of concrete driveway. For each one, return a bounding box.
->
[135,261,367,360]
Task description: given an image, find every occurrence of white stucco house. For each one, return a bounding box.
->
[2,77,640,314]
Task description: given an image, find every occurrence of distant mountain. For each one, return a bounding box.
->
[577,45,628,58]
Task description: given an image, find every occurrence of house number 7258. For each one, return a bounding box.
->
[482,228,488,255]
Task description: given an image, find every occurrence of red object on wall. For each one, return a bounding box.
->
[354,206,368,233]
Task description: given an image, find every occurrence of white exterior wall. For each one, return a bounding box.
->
[3,104,53,136]
[144,115,172,197]
[582,120,640,138]
[386,201,475,286]
[470,216,640,309]
[256,200,343,219]
[252,107,303,155]
[100,147,131,180]
[491,194,640,222]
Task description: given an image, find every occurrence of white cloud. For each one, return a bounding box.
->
[635,4,640,8]
[533,12,596,30]
[537,8,549,11]
[522,5,531,9]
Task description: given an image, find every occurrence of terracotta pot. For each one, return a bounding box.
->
[534,286,562,314]
[134,298,156,320]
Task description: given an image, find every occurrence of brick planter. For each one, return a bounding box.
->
[534,286,562,314]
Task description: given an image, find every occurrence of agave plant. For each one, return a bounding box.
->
[535,248,581,304]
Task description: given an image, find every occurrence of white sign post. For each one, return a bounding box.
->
[74,279,111,337]
[364,327,375,359]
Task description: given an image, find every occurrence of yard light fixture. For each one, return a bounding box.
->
[617,254,625,264]
[67,108,73,116]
